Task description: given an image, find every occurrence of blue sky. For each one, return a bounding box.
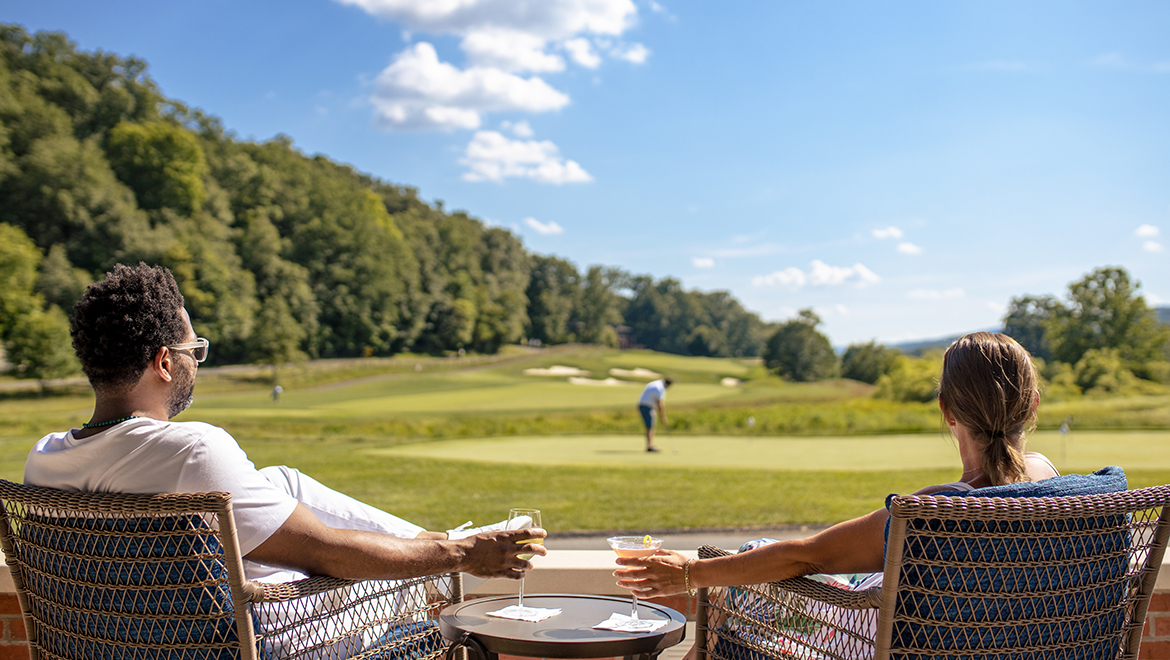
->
[6,1,1168,345]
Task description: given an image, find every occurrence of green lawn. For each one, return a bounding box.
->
[2,347,1167,532]
[375,430,1170,474]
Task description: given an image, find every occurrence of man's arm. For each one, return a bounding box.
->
[656,399,666,427]
[246,503,546,580]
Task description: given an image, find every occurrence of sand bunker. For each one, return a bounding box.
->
[720,377,741,387]
[608,367,662,380]
[524,365,591,377]
[569,377,631,386]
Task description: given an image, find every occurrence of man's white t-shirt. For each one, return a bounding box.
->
[638,379,667,406]
[24,417,298,558]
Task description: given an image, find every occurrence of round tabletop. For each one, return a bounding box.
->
[439,594,688,659]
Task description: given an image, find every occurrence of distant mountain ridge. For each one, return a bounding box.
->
[886,306,1169,356]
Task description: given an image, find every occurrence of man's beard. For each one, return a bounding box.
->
[166,361,196,419]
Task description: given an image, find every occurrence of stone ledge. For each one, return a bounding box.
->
[466,550,699,598]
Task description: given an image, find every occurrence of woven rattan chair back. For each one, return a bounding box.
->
[697,484,1170,660]
[0,479,463,660]
[0,480,256,660]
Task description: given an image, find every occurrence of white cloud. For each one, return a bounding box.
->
[501,119,535,137]
[1144,241,1164,253]
[371,43,570,130]
[908,288,966,300]
[809,260,880,286]
[563,38,601,69]
[753,260,879,289]
[752,267,806,289]
[692,257,715,268]
[337,0,637,40]
[897,242,922,255]
[461,130,593,184]
[346,0,645,133]
[1136,224,1161,238]
[612,43,650,64]
[524,217,565,235]
[872,226,904,240]
[835,304,849,316]
[461,29,566,73]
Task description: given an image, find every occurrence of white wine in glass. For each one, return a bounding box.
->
[509,508,542,609]
[607,535,663,619]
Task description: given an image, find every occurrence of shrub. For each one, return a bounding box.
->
[874,353,941,403]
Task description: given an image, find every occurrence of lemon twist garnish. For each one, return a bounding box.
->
[643,534,652,548]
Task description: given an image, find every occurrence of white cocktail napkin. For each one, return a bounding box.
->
[593,613,667,633]
[485,605,562,622]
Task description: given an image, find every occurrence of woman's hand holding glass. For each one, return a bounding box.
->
[613,548,691,600]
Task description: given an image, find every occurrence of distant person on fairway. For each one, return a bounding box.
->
[24,263,544,584]
[638,377,673,453]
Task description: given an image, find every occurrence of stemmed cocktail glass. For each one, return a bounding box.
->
[509,509,542,611]
[607,535,663,619]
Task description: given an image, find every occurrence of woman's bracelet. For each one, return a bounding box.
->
[684,558,696,596]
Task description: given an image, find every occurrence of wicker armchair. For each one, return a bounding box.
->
[0,479,462,660]
[696,483,1170,660]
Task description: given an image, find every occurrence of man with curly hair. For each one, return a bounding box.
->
[25,263,544,584]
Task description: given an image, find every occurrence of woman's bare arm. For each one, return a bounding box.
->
[615,508,889,597]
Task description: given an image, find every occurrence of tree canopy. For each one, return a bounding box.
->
[0,24,770,377]
[763,309,837,382]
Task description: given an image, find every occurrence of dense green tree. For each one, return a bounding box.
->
[526,255,581,345]
[0,223,42,334]
[763,309,838,382]
[251,296,307,382]
[0,223,78,386]
[105,120,208,215]
[573,266,625,347]
[1047,267,1167,368]
[5,305,78,389]
[1,133,157,273]
[841,340,899,384]
[1002,295,1062,361]
[35,243,92,312]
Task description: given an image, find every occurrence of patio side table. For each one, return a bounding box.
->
[439,593,687,660]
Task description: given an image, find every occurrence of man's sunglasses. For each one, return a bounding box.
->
[167,338,210,363]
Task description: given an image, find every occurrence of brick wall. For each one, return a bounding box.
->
[1142,593,1170,659]
[0,595,28,660]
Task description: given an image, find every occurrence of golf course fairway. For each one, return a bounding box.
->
[375,430,1170,474]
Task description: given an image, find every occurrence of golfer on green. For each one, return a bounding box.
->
[637,377,673,453]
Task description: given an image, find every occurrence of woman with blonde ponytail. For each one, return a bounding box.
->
[617,332,1065,612]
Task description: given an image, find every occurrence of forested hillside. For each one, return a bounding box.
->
[0,25,770,376]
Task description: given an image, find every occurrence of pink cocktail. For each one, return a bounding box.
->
[607,536,664,619]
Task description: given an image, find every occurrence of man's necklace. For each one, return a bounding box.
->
[81,415,141,429]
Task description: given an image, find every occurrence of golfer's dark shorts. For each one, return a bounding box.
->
[639,404,655,429]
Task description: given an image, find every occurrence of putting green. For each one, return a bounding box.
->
[375,430,1170,474]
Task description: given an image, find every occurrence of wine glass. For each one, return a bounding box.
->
[509,508,542,610]
[607,535,663,619]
